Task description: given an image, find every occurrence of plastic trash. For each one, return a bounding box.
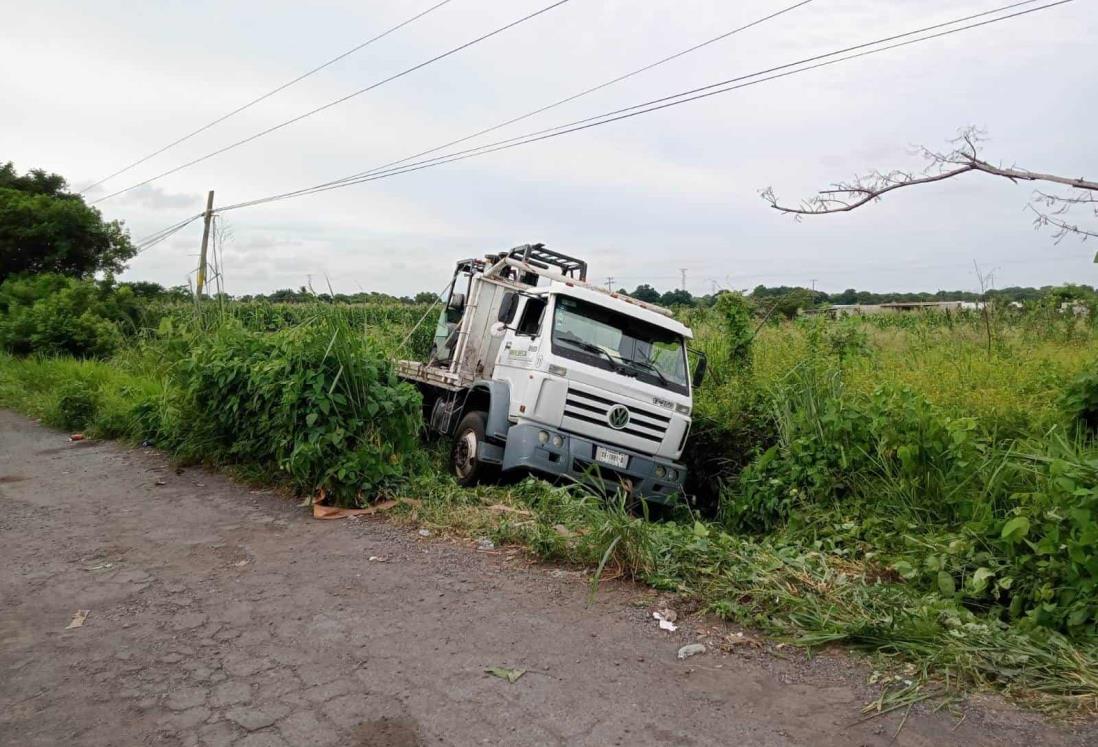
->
[677,643,706,660]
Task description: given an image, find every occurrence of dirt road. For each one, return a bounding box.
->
[0,411,1090,746]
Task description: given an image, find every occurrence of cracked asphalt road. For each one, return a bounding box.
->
[0,411,1092,746]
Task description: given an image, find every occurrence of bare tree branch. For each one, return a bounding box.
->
[762,127,1097,245]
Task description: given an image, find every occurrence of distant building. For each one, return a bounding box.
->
[816,301,967,318]
[1060,301,1092,317]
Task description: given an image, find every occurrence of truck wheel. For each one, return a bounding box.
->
[451,411,494,486]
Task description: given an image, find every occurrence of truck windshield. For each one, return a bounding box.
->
[551,296,688,395]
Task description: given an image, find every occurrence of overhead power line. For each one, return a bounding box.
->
[89,0,575,206]
[214,0,1068,214]
[251,0,817,201]
[132,214,205,255]
[132,0,1073,252]
[78,0,455,196]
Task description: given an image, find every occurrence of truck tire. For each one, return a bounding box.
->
[451,410,495,486]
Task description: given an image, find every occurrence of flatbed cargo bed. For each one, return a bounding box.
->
[397,360,465,391]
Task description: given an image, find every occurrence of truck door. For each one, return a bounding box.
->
[494,296,549,420]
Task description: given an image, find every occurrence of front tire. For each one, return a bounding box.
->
[451,411,496,486]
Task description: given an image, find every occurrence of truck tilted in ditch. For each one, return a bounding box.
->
[398,244,706,504]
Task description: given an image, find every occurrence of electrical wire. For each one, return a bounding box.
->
[130,0,1073,254]
[77,1,456,196]
[215,0,1069,213]
[89,0,575,206]
[132,214,204,255]
[221,0,1044,207]
[243,0,818,203]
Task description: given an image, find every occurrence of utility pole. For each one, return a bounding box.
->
[195,190,215,298]
[679,268,687,291]
[811,278,817,291]
[605,276,614,292]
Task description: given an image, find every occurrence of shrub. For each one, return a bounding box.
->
[713,292,754,366]
[0,274,142,357]
[51,382,98,430]
[171,316,422,505]
[721,354,1098,633]
[1063,367,1098,436]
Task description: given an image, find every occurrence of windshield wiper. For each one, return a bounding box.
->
[622,357,670,387]
[558,335,627,372]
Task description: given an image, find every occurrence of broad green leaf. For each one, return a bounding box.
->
[970,567,994,593]
[893,560,917,580]
[1000,516,1031,542]
[937,570,956,596]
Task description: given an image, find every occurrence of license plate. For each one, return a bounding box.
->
[594,446,629,469]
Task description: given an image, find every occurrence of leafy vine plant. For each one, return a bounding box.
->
[761,127,1098,251]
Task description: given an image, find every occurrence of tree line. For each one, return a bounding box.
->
[619,283,1098,317]
[2,159,1093,313]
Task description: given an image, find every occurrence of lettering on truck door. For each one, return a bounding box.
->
[494,296,546,420]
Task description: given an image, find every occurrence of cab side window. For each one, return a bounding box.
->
[516,297,546,336]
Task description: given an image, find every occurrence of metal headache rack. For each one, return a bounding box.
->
[488,243,587,281]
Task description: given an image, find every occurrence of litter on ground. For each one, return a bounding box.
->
[65,610,89,629]
[312,499,398,520]
[486,667,526,683]
[678,643,706,660]
[653,611,678,632]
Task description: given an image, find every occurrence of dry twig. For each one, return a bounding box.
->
[763,127,1097,245]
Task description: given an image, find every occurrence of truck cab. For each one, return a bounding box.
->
[399,244,704,504]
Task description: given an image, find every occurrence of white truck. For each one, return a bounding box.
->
[398,244,706,504]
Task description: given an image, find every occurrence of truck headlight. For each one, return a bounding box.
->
[675,404,691,415]
[537,430,550,444]
[548,364,567,376]
[551,434,564,448]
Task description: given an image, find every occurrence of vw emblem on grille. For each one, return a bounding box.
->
[607,404,630,430]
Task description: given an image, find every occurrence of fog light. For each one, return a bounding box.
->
[667,468,677,481]
[551,434,564,448]
[537,430,550,444]
[655,465,666,479]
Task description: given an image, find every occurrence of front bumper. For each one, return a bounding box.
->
[500,422,686,503]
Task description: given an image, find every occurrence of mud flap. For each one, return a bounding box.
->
[476,441,504,464]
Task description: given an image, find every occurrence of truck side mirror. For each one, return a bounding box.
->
[498,292,519,324]
[691,350,707,389]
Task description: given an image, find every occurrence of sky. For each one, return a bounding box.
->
[3,0,1095,297]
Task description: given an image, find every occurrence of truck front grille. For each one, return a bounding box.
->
[563,386,670,444]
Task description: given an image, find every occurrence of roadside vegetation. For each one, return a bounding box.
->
[2,269,1097,716]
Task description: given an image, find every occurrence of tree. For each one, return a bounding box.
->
[413,291,439,304]
[0,162,68,196]
[120,280,191,301]
[628,284,662,304]
[0,161,136,282]
[762,128,1098,253]
[832,288,858,305]
[750,285,828,310]
[659,289,694,307]
[771,288,817,319]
